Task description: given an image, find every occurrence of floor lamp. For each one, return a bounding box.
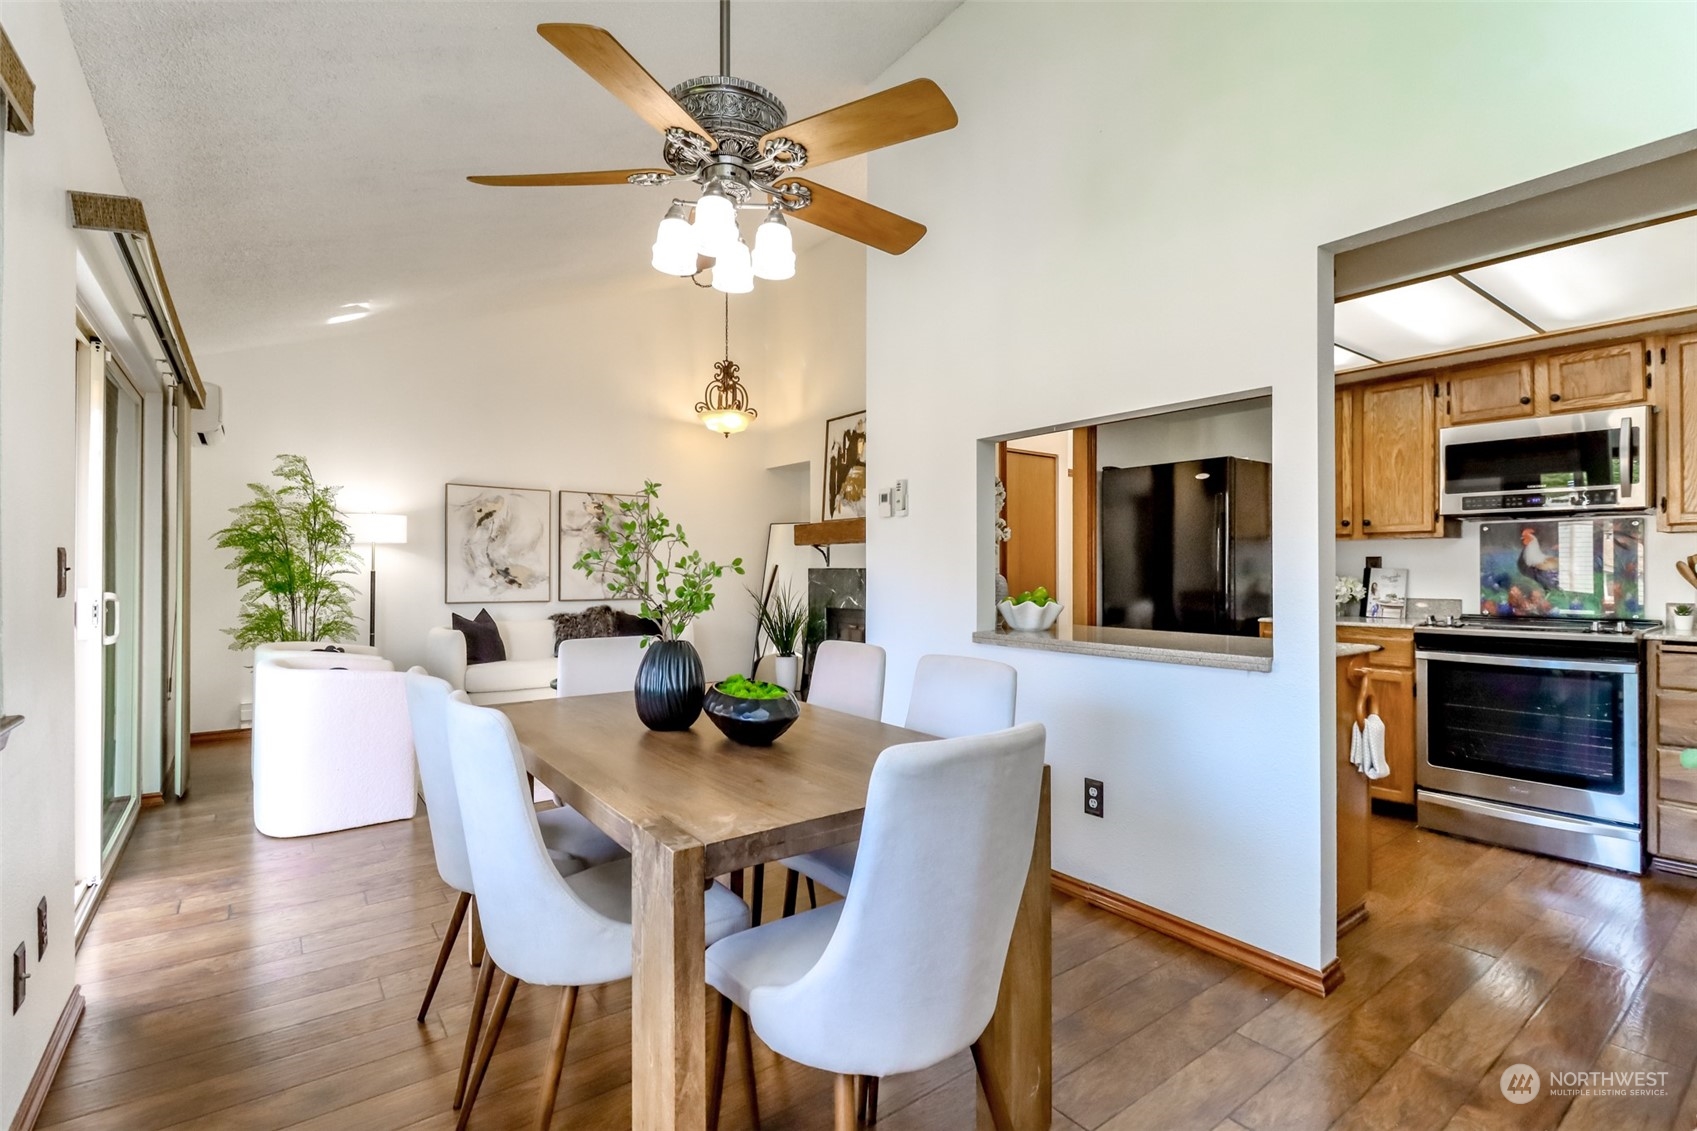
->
[346,513,408,648]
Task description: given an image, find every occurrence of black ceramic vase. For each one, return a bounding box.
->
[633,638,705,731]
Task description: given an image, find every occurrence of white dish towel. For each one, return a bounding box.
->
[1350,714,1390,780]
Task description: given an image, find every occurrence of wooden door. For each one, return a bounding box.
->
[1446,359,1535,424]
[1335,389,1357,537]
[1003,448,1058,599]
[1662,333,1697,530]
[1365,666,1416,804]
[1545,341,1645,413]
[1357,377,1437,536]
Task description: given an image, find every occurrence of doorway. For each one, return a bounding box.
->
[1000,446,1058,599]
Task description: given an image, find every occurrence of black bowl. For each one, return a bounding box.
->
[703,684,801,747]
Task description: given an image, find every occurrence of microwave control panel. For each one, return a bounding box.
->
[1461,487,1620,512]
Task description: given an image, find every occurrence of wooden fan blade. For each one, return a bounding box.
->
[780,179,926,255]
[467,169,670,187]
[762,79,956,169]
[536,24,709,138]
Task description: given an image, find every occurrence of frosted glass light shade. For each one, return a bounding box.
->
[651,208,697,276]
[751,215,795,281]
[692,191,739,258]
[700,408,752,434]
[711,240,754,294]
[347,513,407,545]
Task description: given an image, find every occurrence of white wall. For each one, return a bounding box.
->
[190,241,866,731]
[866,1,1693,970]
[1096,397,1273,470]
[0,2,130,1121]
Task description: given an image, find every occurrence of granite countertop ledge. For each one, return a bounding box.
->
[975,624,1382,671]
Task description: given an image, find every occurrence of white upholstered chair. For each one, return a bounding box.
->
[706,723,1047,1130]
[445,695,752,1131]
[780,652,1015,915]
[404,671,624,1109]
[251,649,416,838]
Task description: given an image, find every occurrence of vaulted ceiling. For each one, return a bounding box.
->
[63,1,960,354]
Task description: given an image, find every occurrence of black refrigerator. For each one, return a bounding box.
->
[1097,457,1272,636]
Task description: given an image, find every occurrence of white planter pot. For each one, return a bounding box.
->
[770,654,801,691]
[1677,614,1696,636]
[998,599,1063,632]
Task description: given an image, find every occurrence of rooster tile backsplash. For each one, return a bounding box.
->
[1478,518,1645,618]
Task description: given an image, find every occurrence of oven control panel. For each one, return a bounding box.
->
[1461,487,1620,512]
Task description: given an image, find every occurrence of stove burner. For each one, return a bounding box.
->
[1416,613,1661,639]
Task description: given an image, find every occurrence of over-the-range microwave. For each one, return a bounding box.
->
[1438,405,1652,517]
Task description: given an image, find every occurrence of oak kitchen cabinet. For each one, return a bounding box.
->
[1425,338,1649,427]
[1649,640,1697,873]
[1444,359,1536,425]
[1545,341,1646,412]
[1660,331,1697,531]
[1336,377,1451,539]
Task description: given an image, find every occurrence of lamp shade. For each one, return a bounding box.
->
[347,513,408,545]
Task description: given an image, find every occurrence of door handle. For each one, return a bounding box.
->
[102,592,120,646]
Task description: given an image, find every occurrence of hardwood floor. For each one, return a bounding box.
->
[39,737,1697,1130]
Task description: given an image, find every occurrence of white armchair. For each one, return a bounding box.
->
[251,648,417,837]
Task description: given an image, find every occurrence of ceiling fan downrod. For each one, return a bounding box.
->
[720,0,730,77]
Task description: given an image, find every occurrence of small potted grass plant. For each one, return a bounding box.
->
[751,583,807,691]
[1673,603,1695,636]
[703,673,800,747]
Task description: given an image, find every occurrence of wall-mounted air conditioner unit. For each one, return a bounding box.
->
[192,382,224,445]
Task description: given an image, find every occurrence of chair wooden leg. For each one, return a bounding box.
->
[806,878,817,909]
[454,953,497,1109]
[782,869,799,918]
[735,1004,761,1130]
[456,970,518,1131]
[728,869,744,898]
[708,994,733,1131]
[468,896,485,968]
[863,1076,878,1124]
[750,863,766,927]
[853,1076,866,1123]
[833,1074,857,1131]
[420,891,471,1023]
[534,985,578,1131]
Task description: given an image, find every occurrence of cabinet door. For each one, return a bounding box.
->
[1335,389,1356,537]
[1546,341,1645,413]
[1357,378,1437,535]
[1446,360,1535,425]
[1663,334,1697,530]
[1366,666,1416,805]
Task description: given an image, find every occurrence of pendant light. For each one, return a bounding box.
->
[696,295,758,436]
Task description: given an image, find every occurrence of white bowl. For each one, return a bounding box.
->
[998,599,1063,632]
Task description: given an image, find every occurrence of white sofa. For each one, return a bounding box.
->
[424,618,657,705]
[251,644,417,837]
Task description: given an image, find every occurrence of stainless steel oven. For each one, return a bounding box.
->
[1415,621,1646,873]
[1439,406,1651,517]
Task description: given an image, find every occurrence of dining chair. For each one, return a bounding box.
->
[780,652,1016,916]
[404,670,625,1109]
[706,723,1046,1131]
[445,694,754,1131]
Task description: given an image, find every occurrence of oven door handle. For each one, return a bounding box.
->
[1416,649,1641,675]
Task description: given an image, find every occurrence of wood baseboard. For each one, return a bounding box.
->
[140,792,164,809]
[190,727,249,744]
[1337,902,1370,936]
[8,985,84,1131]
[1052,871,1344,997]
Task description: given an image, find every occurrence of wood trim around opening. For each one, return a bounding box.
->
[1052,871,1344,997]
[1070,426,1097,625]
[8,985,84,1131]
[190,727,250,744]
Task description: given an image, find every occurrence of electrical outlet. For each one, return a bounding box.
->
[12,944,25,1013]
[37,898,48,960]
[1084,777,1105,818]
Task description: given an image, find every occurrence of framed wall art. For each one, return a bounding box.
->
[443,483,552,603]
[822,409,867,520]
[558,489,641,601]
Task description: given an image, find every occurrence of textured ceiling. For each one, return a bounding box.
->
[62,1,960,353]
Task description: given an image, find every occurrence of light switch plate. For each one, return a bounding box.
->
[891,479,909,516]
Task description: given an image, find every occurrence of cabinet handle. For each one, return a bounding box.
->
[1550,393,1562,402]
[1362,519,1373,527]
[1341,519,1351,528]
[1519,396,1531,405]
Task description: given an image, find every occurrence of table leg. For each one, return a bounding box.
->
[972,765,1051,1129]
[632,820,708,1131]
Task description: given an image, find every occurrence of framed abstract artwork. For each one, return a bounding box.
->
[558,489,641,601]
[822,409,868,520]
[443,483,552,603]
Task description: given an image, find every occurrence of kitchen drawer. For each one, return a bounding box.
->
[1657,646,1697,692]
[1659,748,1697,806]
[1656,801,1697,864]
[1337,627,1414,669]
[1656,691,1697,749]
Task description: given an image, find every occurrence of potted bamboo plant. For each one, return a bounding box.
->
[572,481,743,730]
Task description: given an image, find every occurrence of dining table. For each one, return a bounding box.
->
[499,690,1052,1131]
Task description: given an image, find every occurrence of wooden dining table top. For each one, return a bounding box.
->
[498,691,933,875]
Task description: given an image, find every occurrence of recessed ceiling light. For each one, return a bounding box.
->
[327,303,372,325]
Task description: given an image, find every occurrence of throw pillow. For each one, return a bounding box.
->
[452,609,506,665]
[612,610,662,637]
[550,605,620,652]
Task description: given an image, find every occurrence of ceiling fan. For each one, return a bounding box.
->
[468,1,958,292]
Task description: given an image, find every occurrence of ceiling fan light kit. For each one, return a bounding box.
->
[698,296,758,436]
[469,1,958,290]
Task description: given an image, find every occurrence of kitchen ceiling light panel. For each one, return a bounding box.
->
[1460,214,1697,331]
[1334,276,1530,363]
[1333,344,1376,372]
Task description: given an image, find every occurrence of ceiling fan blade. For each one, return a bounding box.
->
[779,179,926,255]
[762,79,956,169]
[536,24,709,138]
[467,169,670,187]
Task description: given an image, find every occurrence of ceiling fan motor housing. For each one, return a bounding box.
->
[665,75,789,180]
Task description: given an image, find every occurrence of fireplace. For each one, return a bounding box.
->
[827,607,866,643]
[804,567,866,695]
